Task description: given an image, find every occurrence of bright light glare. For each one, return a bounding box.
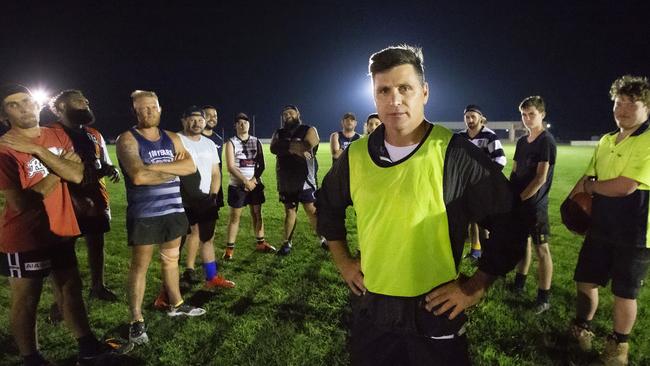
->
[31,88,49,106]
[546,123,552,128]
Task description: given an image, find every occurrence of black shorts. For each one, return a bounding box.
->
[127,212,189,246]
[77,215,111,235]
[0,240,77,278]
[350,292,470,366]
[185,206,218,242]
[279,188,316,208]
[521,207,550,245]
[185,204,219,226]
[228,184,266,208]
[574,235,650,299]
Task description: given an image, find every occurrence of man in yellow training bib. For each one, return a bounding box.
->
[317,45,527,365]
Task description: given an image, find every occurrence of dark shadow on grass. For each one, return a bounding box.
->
[186,289,219,307]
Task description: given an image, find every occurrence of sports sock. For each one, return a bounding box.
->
[612,332,629,343]
[203,261,218,281]
[536,289,550,303]
[77,333,101,357]
[256,237,265,243]
[226,243,235,248]
[514,273,527,289]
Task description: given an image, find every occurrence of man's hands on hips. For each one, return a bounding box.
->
[339,258,365,296]
[328,240,366,296]
[423,270,494,320]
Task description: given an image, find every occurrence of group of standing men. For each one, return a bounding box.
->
[317,45,650,366]
[0,83,328,364]
[1,43,649,366]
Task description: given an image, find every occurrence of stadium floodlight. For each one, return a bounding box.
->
[546,123,551,128]
[30,88,50,107]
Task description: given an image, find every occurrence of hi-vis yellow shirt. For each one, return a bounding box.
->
[348,125,456,296]
[586,123,650,246]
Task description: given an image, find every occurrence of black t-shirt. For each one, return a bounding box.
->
[511,130,557,210]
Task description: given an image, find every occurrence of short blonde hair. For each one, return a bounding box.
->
[130,90,158,103]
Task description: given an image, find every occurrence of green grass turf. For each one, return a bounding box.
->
[1,143,649,365]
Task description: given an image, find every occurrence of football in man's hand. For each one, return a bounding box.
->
[560,192,592,235]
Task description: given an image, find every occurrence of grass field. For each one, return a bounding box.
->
[1,142,649,365]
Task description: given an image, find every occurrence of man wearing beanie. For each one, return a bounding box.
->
[459,104,507,262]
[223,112,276,259]
[330,112,361,163]
[270,105,322,255]
[0,84,117,365]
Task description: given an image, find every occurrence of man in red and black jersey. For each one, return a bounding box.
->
[0,84,117,366]
[49,89,120,302]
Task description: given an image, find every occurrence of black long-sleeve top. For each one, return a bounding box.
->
[316,122,527,277]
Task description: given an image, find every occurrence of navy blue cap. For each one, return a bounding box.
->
[463,104,484,117]
[181,105,205,119]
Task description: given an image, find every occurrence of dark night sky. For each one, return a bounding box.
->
[1,0,648,141]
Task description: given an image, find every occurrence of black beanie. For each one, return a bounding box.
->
[0,84,31,104]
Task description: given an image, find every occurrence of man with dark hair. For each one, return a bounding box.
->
[317,45,526,365]
[509,95,556,315]
[330,112,361,163]
[201,105,225,211]
[116,90,206,347]
[364,113,381,135]
[49,89,120,302]
[566,75,650,364]
[459,104,507,262]
[270,105,322,255]
[0,84,116,365]
[223,112,275,259]
[176,106,234,289]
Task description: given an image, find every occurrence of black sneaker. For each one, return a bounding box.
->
[181,268,201,284]
[77,341,123,366]
[534,301,551,315]
[48,303,63,324]
[89,286,118,302]
[320,237,328,251]
[128,320,149,345]
[277,242,292,256]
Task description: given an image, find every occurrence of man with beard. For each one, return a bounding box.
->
[176,106,235,289]
[270,105,322,255]
[201,107,224,208]
[223,113,275,260]
[458,105,507,262]
[317,46,526,365]
[48,89,120,302]
[0,119,9,136]
[116,90,205,347]
[0,84,118,365]
[330,112,361,163]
